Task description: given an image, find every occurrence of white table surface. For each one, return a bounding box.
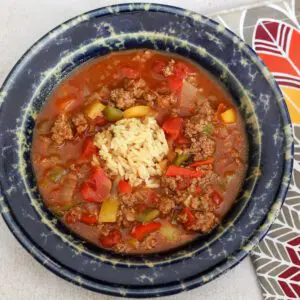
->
[0,0,263,299]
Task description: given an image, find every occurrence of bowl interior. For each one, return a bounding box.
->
[23,36,261,263]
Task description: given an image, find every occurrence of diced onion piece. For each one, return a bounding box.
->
[123,106,150,118]
[47,166,67,183]
[179,80,198,108]
[98,198,120,223]
[60,179,76,202]
[160,223,180,241]
[221,108,236,124]
[84,100,106,119]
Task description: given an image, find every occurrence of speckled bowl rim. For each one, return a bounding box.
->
[0,3,294,298]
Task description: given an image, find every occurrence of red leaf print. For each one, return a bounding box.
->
[278,281,298,298]
[286,247,300,266]
[254,19,300,88]
[279,266,300,279]
[291,272,300,282]
[288,236,300,247]
[291,283,300,297]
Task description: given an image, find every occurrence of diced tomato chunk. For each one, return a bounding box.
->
[100,230,122,248]
[174,62,189,79]
[117,180,132,194]
[81,167,112,203]
[80,182,97,202]
[168,75,183,91]
[162,117,183,141]
[90,167,112,201]
[136,203,148,213]
[65,212,77,224]
[152,60,166,74]
[81,137,97,159]
[183,207,196,226]
[94,116,108,126]
[211,191,223,206]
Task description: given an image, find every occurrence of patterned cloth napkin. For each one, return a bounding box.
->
[210,1,300,299]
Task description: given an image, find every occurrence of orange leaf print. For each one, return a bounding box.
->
[253,19,300,124]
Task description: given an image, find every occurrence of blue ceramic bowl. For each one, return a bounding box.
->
[0,3,293,298]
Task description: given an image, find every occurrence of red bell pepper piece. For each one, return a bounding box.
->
[100,230,122,248]
[189,158,215,167]
[121,67,139,79]
[79,214,98,225]
[183,207,196,225]
[131,222,161,240]
[162,117,183,140]
[81,137,97,159]
[165,165,205,178]
[117,180,132,194]
[211,191,223,206]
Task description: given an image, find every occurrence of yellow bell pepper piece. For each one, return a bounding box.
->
[123,105,150,118]
[128,239,139,249]
[98,198,120,223]
[221,108,236,124]
[84,100,106,119]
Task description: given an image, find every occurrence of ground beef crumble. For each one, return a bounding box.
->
[156,94,177,108]
[142,234,158,250]
[185,73,198,87]
[187,212,218,232]
[119,189,149,207]
[125,78,147,98]
[162,59,175,77]
[190,136,215,161]
[185,115,210,138]
[158,196,175,214]
[50,114,73,144]
[117,205,136,228]
[111,79,148,109]
[72,113,88,134]
[110,88,136,109]
[97,223,115,236]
